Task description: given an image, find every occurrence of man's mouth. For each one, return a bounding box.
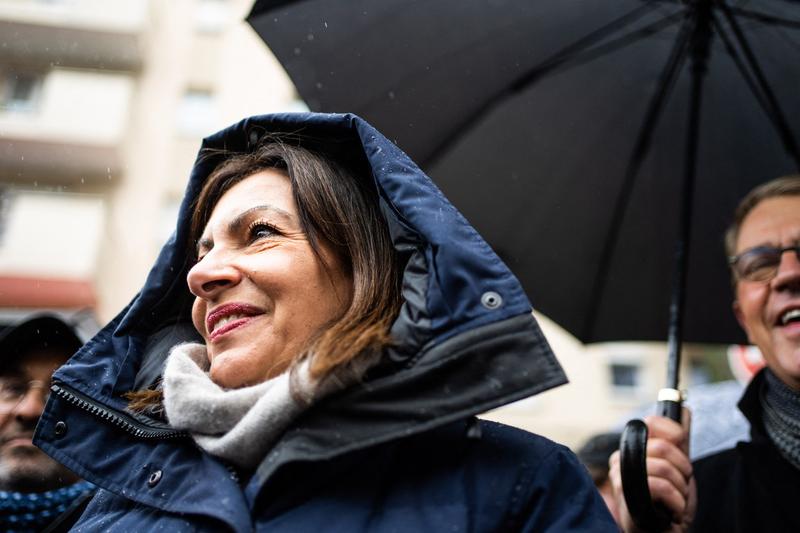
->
[779,308,800,326]
[0,434,34,447]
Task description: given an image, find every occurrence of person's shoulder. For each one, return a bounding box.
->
[463,419,587,481]
[693,445,740,470]
[476,418,569,457]
[403,418,578,473]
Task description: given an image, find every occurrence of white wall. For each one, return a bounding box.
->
[0,190,105,278]
[0,68,134,145]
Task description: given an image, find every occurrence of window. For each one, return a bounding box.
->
[610,362,640,389]
[194,0,229,34]
[0,188,13,246]
[176,89,217,136]
[1,72,43,113]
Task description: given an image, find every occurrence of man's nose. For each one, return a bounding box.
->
[771,248,800,291]
[14,387,47,422]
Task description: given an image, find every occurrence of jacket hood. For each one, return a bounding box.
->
[38,113,565,525]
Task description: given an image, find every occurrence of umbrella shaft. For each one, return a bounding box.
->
[666,1,712,398]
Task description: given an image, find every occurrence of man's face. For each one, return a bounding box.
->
[0,349,77,492]
[734,196,800,390]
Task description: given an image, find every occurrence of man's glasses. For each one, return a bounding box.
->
[0,379,49,414]
[729,245,800,282]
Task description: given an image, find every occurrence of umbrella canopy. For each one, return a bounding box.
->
[248,0,800,346]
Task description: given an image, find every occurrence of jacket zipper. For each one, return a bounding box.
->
[50,382,188,441]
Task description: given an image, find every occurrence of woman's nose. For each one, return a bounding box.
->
[187,250,243,298]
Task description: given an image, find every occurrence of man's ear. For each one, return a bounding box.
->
[733,300,751,342]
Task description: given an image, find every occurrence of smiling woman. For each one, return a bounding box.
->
[35,113,617,532]
[186,143,399,389]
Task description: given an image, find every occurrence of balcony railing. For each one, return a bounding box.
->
[0,0,149,70]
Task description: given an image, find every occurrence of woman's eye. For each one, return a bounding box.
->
[248,222,277,241]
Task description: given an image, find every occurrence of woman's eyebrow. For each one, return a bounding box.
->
[227,205,294,235]
[196,205,296,256]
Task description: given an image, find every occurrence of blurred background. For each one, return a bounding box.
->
[0,0,762,451]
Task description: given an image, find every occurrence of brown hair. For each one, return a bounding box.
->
[192,142,402,381]
[724,175,800,259]
[128,142,403,411]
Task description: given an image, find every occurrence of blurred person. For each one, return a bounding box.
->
[0,315,94,532]
[610,175,800,532]
[33,113,617,531]
[577,432,622,524]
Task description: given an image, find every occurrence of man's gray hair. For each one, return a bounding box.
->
[725,175,800,259]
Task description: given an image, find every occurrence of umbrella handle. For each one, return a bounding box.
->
[619,419,673,532]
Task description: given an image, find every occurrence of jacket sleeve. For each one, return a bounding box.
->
[507,444,619,532]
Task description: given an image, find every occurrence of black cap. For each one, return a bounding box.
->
[0,315,83,373]
[576,432,622,470]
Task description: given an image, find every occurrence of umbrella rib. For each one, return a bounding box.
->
[709,14,774,130]
[718,3,800,169]
[509,3,678,91]
[516,11,687,90]
[582,11,694,342]
[727,6,800,29]
[424,3,679,168]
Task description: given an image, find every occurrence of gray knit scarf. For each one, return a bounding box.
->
[162,343,339,469]
[761,368,800,470]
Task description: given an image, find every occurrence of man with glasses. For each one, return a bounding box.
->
[611,175,800,532]
[0,315,93,532]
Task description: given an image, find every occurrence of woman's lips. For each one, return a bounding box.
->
[208,315,259,342]
[206,303,264,342]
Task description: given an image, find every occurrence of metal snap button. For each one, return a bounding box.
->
[54,421,67,438]
[481,291,503,310]
[147,470,162,488]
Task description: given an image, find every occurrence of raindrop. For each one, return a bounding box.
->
[33,180,38,187]
[315,82,323,89]
[306,33,314,41]
[19,155,24,161]
[80,177,85,184]
[388,91,395,99]
[293,47,301,56]
[323,21,328,28]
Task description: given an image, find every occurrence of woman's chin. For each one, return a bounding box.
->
[207,351,290,389]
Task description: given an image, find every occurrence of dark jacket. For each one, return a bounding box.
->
[692,369,800,533]
[34,113,616,532]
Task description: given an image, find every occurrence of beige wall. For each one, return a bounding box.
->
[0,69,134,144]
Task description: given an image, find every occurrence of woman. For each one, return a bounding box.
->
[34,113,616,531]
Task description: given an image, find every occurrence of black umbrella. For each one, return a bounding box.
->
[248,0,800,528]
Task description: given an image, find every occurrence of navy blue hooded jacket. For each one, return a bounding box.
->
[34,113,616,531]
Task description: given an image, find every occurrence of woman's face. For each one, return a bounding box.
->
[187,169,353,388]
